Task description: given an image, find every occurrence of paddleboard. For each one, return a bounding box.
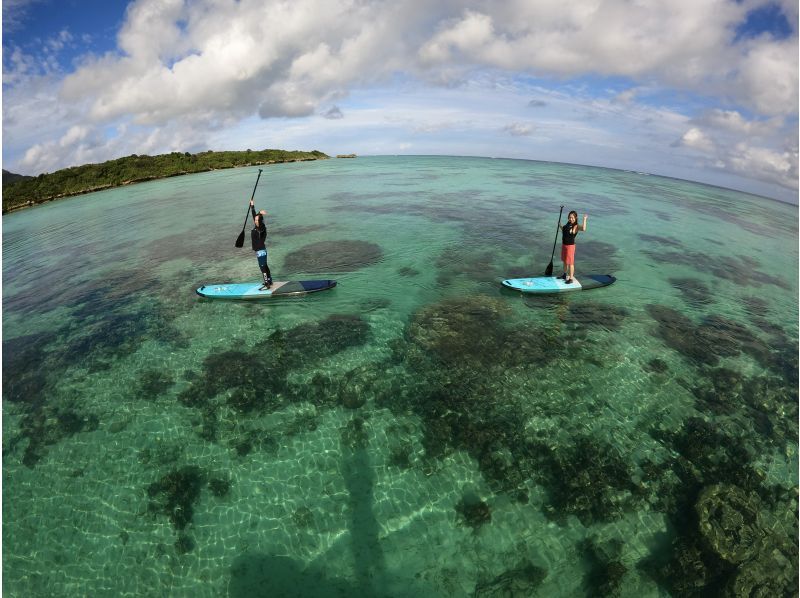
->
[502,274,616,294]
[196,280,336,299]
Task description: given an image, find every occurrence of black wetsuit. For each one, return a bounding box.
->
[251,206,271,285]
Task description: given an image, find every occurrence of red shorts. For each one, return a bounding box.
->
[561,244,575,265]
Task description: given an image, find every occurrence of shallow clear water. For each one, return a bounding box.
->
[3,156,798,597]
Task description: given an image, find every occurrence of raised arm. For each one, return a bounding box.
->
[578,214,588,232]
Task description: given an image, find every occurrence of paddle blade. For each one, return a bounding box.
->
[544,261,553,276]
[235,230,245,248]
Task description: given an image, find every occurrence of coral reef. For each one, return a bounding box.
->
[646,305,775,368]
[178,314,370,417]
[146,466,205,531]
[529,435,639,526]
[282,240,383,273]
[135,369,175,400]
[669,277,715,307]
[455,492,492,530]
[18,404,99,467]
[473,560,548,597]
[563,302,629,333]
[581,537,627,597]
[648,483,798,597]
[292,507,315,529]
[644,358,669,374]
[207,477,231,498]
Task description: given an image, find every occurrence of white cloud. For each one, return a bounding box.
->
[725,142,799,189]
[59,125,89,147]
[676,127,716,152]
[3,0,798,201]
[691,108,782,137]
[503,122,534,136]
[50,0,797,127]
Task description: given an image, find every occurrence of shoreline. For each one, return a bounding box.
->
[2,155,328,215]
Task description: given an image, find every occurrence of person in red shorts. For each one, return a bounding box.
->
[558,210,588,284]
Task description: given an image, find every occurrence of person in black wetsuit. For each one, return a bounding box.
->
[559,210,588,284]
[250,198,272,289]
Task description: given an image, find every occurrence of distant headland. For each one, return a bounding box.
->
[2,149,330,214]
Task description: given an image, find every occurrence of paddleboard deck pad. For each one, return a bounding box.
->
[502,274,616,294]
[197,280,336,299]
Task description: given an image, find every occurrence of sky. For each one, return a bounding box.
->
[2,0,798,203]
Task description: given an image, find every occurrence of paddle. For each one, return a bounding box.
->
[544,205,564,277]
[234,168,263,248]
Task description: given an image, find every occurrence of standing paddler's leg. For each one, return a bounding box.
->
[257,249,272,289]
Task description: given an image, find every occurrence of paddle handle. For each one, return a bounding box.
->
[242,169,263,228]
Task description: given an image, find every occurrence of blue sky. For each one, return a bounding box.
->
[3,0,798,203]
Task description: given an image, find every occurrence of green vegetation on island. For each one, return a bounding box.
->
[2,149,329,213]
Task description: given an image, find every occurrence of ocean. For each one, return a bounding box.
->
[3,155,798,596]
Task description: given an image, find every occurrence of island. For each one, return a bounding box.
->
[2,148,329,214]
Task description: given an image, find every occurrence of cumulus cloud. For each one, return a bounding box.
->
[675,128,716,152]
[3,0,798,198]
[503,122,534,136]
[690,108,781,137]
[50,0,798,127]
[725,142,798,189]
[418,1,797,116]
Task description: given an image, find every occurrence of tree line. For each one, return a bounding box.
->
[2,149,329,213]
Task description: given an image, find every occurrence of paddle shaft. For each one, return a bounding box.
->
[545,205,564,276]
[235,169,263,247]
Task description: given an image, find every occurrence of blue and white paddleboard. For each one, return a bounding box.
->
[196,280,336,299]
[502,274,616,294]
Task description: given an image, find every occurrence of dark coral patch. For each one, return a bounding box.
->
[645,358,669,374]
[646,305,770,368]
[178,314,370,420]
[644,477,797,597]
[19,405,99,467]
[581,537,628,597]
[455,493,492,529]
[645,251,790,290]
[282,240,383,273]
[147,466,205,531]
[639,234,683,248]
[135,369,175,400]
[563,301,629,332]
[474,561,548,597]
[692,368,797,445]
[292,506,315,529]
[529,435,638,526]
[404,296,511,367]
[2,331,57,405]
[208,477,231,498]
[435,248,504,286]
[669,277,715,308]
[571,240,621,274]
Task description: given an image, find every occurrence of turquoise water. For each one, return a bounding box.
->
[3,155,797,597]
